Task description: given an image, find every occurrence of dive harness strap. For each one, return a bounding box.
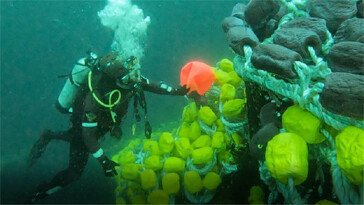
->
[57,60,89,86]
[88,68,151,139]
[88,70,121,123]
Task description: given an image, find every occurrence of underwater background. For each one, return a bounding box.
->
[1,0,243,204]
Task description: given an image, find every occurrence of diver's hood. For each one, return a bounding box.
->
[99,52,129,79]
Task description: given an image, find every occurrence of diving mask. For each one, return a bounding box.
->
[123,56,138,70]
[118,56,141,86]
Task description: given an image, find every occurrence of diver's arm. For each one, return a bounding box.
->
[141,76,188,96]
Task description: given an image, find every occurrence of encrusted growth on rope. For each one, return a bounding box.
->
[234,47,364,131]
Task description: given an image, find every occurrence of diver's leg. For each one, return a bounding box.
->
[29,129,74,167]
[29,134,89,203]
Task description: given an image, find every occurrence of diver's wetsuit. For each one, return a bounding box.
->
[33,72,184,200]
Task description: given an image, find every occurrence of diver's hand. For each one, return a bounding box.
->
[174,85,190,96]
[110,125,122,140]
[97,155,119,177]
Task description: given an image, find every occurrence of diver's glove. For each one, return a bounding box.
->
[174,85,190,96]
[97,154,119,177]
[110,124,122,140]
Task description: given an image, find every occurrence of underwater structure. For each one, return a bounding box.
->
[108,0,363,204]
[223,0,364,204]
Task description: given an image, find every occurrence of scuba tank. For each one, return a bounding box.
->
[56,52,98,113]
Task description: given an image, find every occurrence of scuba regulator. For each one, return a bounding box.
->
[84,51,100,71]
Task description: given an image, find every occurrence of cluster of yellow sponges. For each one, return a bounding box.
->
[213,59,246,119]
[113,132,228,204]
[265,104,364,187]
[264,105,323,185]
[112,58,246,204]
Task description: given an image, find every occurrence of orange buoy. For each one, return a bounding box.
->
[180,61,215,95]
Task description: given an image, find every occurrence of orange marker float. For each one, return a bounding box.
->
[180,61,215,95]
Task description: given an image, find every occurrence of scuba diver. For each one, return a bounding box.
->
[27,51,188,203]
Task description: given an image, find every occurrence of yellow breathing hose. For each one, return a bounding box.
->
[88,71,121,110]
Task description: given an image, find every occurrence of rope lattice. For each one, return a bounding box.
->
[234,46,364,131]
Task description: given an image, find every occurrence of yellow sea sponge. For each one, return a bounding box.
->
[223,99,246,118]
[265,132,308,185]
[182,102,198,122]
[202,172,221,191]
[315,199,338,205]
[143,140,160,155]
[126,188,134,199]
[336,126,364,185]
[111,155,119,166]
[198,106,217,126]
[215,69,231,85]
[121,163,141,180]
[162,173,180,195]
[127,139,142,150]
[126,181,142,196]
[192,135,212,149]
[163,157,185,172]
[219,58,234,72]
[189,121,201,141]
[131,194,146,204]
[192,147,214,164]
[282,105,325,144]
[159,132,175,154]
[115,176,126,186]
[211,132,225,150]
[174,137,193,159]
[145,155,163,171]
[248,186,264,204]
[218,150,233,164]
[114,186,124,197]
[116,197,127,205]
[118,150,135,165]
[216,119,225,132]
[220,83,236,102]
[184,171,203,194]
[140,169,157,190]
[147,190,169,204]
[224,133,232,145]
[178,122,190,139]
[232,133,245,147]
[228,71,242,86]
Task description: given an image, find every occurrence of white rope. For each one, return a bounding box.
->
[198,119,216,136]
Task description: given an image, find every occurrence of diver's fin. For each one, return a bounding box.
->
[22,182,54,204]
[28,130,52,167]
